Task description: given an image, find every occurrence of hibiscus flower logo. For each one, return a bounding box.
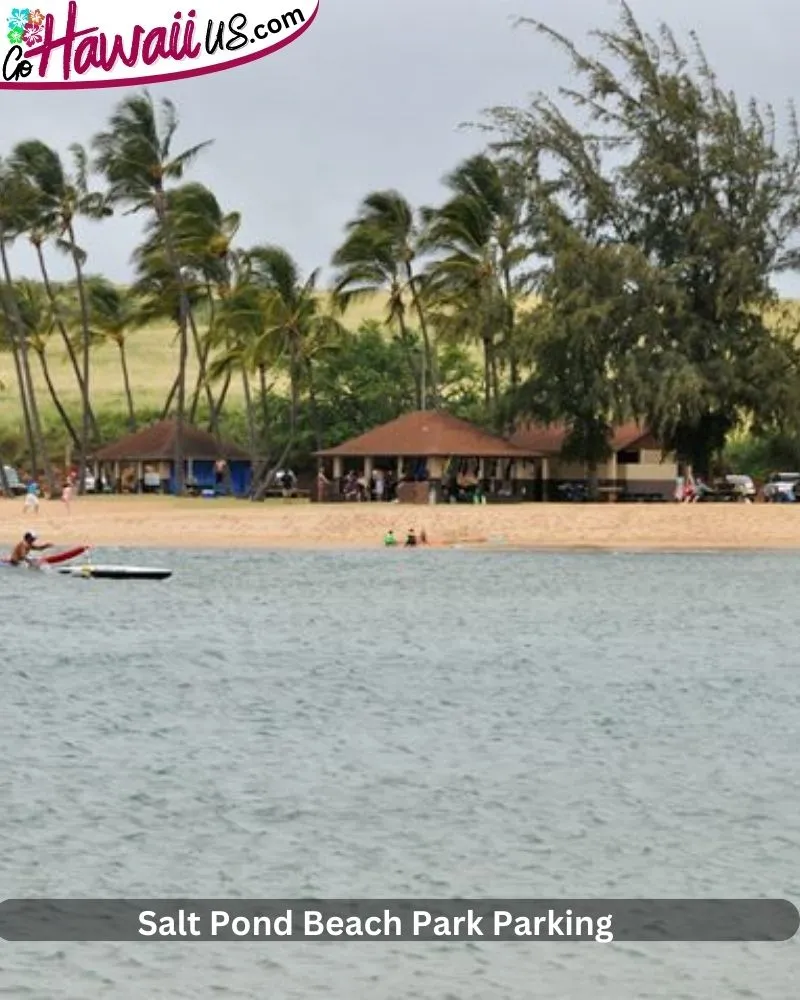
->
[6,6,27,43]
[22,20,41,44]
[6,7,45,47]
[6,7,29,31]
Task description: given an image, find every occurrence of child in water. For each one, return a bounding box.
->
[384,529,397,546]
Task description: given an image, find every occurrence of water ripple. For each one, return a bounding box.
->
[1,548,798,996]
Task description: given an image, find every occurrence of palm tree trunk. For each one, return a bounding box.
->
[404,263,435,408]
[482,337,492,407]
[0,310,37,469]
[66,221,92,494]
[18,334,53,494]
[34,240,99,437]
[207,369,231,435]
[305,358,323,453]
[153,188,189,495]
[251,439,294,501]
[257,363,270,451]
[0,236,54,493]
[35,347,81,450]
[396,316,422,408]
[0,236,37,469]
[190,281,216,422]
[187,306,214,422]
[501,264,518,390]
[241,368,257,458]
[491,352,500,411]
[8,338,36,470]
[161,371,180,420]
[174,298,189,495]
[118,339,136,431]
[288,339,300,440]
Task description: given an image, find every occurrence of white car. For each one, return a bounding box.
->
[724,474,756,499]
[763,473,800,502]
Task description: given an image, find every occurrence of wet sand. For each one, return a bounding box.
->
[2,495,800,552]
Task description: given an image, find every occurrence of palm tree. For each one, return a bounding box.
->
[12,279,81,450]
[133,182,241,423]
[208,262,274,463]
[332,191,434,407]
[247,245,345,458]
[92,91,212,494]
[85,277,139,431]
[10,140,111,490]
[424,154,533,413]
[0,159,55,493]
[13,182,89,423]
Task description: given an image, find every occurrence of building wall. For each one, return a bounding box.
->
[618,460,677,484]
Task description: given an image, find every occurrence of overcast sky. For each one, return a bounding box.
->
[5,0,800,292]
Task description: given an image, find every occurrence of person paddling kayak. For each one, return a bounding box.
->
[8,531,53,566]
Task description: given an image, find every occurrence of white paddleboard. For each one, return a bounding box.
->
[57,565,172,580]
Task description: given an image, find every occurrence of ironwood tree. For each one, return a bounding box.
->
[488,2,800,475]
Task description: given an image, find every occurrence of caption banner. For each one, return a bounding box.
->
[0,899,796,942]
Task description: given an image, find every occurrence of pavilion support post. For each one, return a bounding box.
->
[114,461,120,493]
[136,461,143,494]
[364,456,373,500]
[608,451,618,502]
[333,457,343,479]
[541,457,549,501]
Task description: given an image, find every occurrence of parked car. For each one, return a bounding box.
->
[83,470,114,494]
[724,474,756,499]
[2,465,25,495]
[763,473,800,502]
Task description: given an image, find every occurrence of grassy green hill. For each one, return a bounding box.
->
[0,293,392,425]
[2,291,799,446]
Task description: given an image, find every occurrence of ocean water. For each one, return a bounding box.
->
[1,547,798,998]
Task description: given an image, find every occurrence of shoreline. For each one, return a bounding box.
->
[3,495,800,553]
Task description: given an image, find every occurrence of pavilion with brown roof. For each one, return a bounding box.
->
[314,410,541,503]
[510,421,677,498]
[94,419,253,496]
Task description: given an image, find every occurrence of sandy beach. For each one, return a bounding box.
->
[2,495,800,552]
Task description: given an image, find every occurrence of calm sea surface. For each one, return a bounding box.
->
[1,548,799,998]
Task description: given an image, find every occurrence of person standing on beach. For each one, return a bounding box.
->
[62,473,75,514]
[317,468,329,503]
[214,459,227,494]
[23,477,40,514]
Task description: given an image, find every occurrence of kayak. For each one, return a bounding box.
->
[40,545,89,565]
[57,564,172,580]
[0,545,89,568]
